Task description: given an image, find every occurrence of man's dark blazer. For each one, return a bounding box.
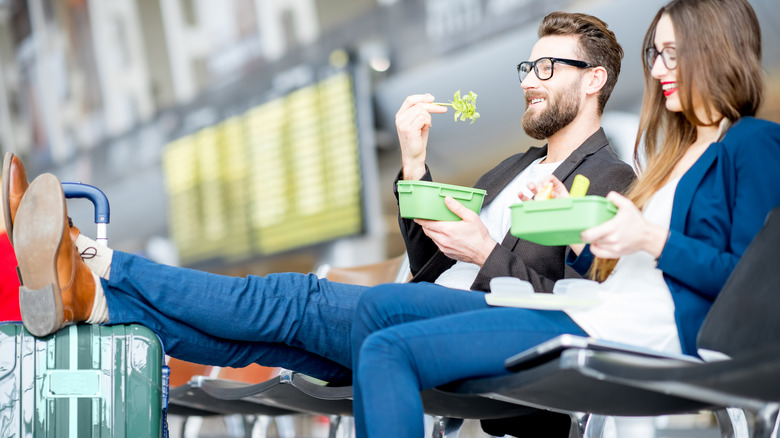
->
[394,128,636,292]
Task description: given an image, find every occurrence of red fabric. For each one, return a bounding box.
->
[0,231,21,321]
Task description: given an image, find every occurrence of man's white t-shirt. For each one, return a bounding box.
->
[434,157,562,290]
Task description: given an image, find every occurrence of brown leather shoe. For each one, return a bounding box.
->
[15,174,96,337]
[2,152,30,246]
[70,224,81,242]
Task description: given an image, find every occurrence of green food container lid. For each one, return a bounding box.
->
[510,196,617,245]
[397,180,486,221]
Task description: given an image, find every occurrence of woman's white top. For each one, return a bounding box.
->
[564,176,683,354]
[434,157,561,290]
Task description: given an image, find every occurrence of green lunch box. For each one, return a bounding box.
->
[510,196,617,246]
[0,323,167,437]
[397,180,486,221]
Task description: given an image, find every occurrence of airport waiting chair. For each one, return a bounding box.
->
[167,359,299,438]
[444,207,780,438]
[314,253,411,286]
[166,358,226,419]
[194,369,353,417]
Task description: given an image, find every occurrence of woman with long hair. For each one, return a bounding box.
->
[350,0,780,436]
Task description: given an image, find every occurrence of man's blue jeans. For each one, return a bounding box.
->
[350,282,587,438]
[102,251,367,383]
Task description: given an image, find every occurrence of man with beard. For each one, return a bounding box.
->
[394,11,634,295]
[10,10,632,435]
[391,12,634,435]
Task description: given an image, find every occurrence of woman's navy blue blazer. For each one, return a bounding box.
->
[657,116,780,356]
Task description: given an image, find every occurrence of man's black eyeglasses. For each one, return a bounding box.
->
[517,57,594,83]
[644,46,677,70]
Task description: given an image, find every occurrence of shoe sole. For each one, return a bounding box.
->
[16,174,66,337]
[2,152,13,245]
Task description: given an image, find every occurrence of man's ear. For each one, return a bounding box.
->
[584,66,608,96]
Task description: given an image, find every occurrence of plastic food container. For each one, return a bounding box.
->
[510,196,617,245]
[397,180,486,221]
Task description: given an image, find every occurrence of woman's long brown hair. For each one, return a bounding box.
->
[590,0,764,281]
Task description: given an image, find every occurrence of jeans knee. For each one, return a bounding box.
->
[358,283,402,310]
[355,283,403,326]
[350,284,407,364]
[358,329,408,374]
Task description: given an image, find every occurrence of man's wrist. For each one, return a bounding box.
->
[475,242,497,267]
[401,160,426,180]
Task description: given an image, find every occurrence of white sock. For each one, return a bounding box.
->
[85,271,109,324]
[75,234,113,280]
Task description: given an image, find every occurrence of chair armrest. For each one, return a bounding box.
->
[505,334,701,372]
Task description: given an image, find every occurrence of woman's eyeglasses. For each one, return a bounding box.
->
[516,57,594,83]
[645,46,677,70]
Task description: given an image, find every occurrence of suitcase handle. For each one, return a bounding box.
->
[62,182,110,245]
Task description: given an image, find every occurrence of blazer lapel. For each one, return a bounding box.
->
[670,120,733,232]
[476,146,548,207]
[552,128,611,184]
[670,143,719,232]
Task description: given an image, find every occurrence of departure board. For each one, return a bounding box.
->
[162,72,363,265]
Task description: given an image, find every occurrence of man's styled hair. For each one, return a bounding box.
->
[538,12,624,114]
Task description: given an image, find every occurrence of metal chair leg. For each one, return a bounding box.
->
[442,417,463,437]
[582,413,609,438]
[431,417,463,438]
[333,416,355,438]
[568,412,589,438]
[328,415,342,438]
[749,404,780,438]
[431,416,445,438]
[274,415,296,438]
[250,415,272,438]
[182,416,204,438]
[713,408,750,438]
[223,414,247,437]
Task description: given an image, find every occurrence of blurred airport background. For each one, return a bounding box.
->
[0,0,778,277]
[2,1,779,437]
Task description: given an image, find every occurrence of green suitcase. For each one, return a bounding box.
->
[0,322,167,437]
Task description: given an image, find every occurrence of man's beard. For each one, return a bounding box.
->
[521,85,581,140]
